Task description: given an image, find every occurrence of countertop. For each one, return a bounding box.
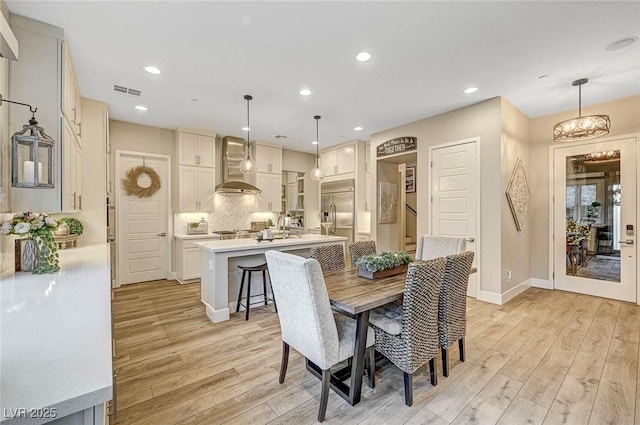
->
[1,243,113,424]
[195,234,347,253]
[174,233,223,240]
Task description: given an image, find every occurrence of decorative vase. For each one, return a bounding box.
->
[21,238,38,272]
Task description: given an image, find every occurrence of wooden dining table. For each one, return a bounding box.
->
[309,265,477,406]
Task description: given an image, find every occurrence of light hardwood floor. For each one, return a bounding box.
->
[111,280,640,425]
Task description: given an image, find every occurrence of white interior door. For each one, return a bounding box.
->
[430,140,479,297]
[553,137,637,302]
[116,152,170,285]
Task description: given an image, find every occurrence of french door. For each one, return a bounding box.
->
[553,137,637,302]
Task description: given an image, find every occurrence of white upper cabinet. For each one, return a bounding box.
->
[256,173,282,212]
[176,130,216,212]
[255,144,282,174]
[62,41,82,141]
[178,132,216,167]
[320,143,356,176]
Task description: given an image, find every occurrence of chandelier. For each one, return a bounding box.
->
[583,150,620,163]
[553,78,610,142]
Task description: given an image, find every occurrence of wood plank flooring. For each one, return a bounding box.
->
[111,280,640,425]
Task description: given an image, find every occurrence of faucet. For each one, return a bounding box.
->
[277,214,288,238]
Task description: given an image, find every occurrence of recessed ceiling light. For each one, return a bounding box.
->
[463,87,478,94]
[299,89,312,96]
[134,105,148,111]
[242,126,250,131]
[354,126,363,131]
[312,141,318,145]
[605,36,638,52]
[144,65,161,75]
[355,51,372,62]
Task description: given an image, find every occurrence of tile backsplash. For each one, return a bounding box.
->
[174,194,277,234]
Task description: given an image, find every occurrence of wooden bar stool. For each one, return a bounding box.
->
[236,263,277,320]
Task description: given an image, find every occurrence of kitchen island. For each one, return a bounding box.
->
[1,243,112,425]
[196,234,347,323]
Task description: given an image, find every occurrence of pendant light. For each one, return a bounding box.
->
[553,78,611,142]
[310,115,324,181]
[238,94,256,174]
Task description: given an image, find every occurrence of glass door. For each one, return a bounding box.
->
[553,137,637,302]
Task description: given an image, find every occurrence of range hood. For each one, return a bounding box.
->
[215,136,261,194]
[0,12,19,61]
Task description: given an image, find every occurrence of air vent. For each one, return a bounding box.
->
[113,85,142,96]
[274,135,288,139]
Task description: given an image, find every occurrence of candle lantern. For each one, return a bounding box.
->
[11,114,55,188]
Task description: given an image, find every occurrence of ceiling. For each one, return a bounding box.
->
[6,1,640,153]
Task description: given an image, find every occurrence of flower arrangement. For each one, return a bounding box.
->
[356,251,413,272]
[0,211,60,274]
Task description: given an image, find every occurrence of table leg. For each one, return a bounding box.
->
[349,310,369,405]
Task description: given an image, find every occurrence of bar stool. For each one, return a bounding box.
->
[236,263,277,320]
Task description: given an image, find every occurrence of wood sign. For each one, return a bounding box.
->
[377,137,417,158]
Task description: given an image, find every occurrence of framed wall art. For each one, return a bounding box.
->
[505,158,530,231]
[405,166,415,193]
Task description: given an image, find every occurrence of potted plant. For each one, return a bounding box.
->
[59,217,84,236]
[356,251,413,280]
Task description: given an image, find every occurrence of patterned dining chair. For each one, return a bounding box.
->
[310,244,345,272]
[265,250,375,422]
[438,251,475,377]
[415,235,466,261]
[348,240,377,266]
[368,257,446,406]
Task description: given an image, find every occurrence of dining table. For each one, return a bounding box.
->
[311,264,478,406]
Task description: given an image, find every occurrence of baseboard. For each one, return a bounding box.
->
[531,278,552,289]
[204,301,229,323]
[477,279,533,305]
[502,279,532,303]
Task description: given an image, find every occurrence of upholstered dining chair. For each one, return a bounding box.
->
[368,257,446,406]
[415,235,466,261]
[438,251,475,377]
[310,244,345,272]
[348,240,377,266]
[264,250,375,422]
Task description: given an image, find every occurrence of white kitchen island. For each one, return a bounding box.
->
[1,243,112,425]
[196,234,347,323]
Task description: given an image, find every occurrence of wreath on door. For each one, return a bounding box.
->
[122,165,161,198]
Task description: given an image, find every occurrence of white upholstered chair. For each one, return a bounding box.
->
[264,250,375,422]
[415,235,466,261]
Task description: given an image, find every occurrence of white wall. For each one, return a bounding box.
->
[370,97,503,300]
[0,8,12,275]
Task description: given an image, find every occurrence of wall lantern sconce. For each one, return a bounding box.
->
[1,95,55,188]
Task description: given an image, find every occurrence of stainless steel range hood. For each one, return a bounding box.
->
[215,136,261,194]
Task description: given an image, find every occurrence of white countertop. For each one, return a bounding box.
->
[1,243,113,424]
[195,234,347,253]
[174,233,222,240]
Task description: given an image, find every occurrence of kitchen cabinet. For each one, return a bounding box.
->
[62,118,83,212]
[356,232,371,241]
[285,172,304,211]
[320,144,356,176]
[62,40,82,140]
[178,131,216,167]
[178,166,215,212]
[256,173,282,212]
[255,144,282,174]
[176,237,220,283]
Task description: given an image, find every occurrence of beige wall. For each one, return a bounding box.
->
[500,98,532,292]
[530,95,640,281]
[0,33,11,275]
[371,97,503,298]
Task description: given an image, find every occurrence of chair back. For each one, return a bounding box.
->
[265,251,340,369]
[400,258,446,368]
[310,244,345,271]
[415,235,466,261]
[438,251,475,349]
[348,241,377,265]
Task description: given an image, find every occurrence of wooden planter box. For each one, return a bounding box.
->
[358,264,408,280]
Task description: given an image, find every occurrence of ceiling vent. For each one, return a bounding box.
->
[113,85,142,96]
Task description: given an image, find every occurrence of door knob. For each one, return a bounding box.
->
[466,237,475,242]
[157,233,166,237]
[618,239,634,245]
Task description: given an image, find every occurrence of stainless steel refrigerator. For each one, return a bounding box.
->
[320,179,355,246]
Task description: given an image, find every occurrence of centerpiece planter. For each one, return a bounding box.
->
[356,251,412,280]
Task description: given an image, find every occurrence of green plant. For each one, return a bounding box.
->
[356,251,413,272]
[266,218,274,227]
[60,217,84,235]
